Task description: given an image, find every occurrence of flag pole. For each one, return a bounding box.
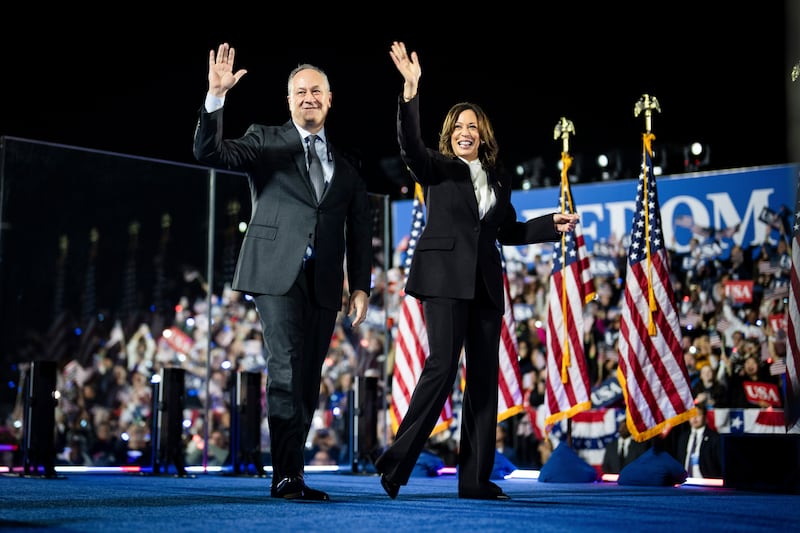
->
[554,117,575,384]
[633,94,662,336]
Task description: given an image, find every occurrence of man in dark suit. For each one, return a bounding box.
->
[375,41,579,501]
[193,43,372,501]
[674,402,722,479]
[602,419,651,475]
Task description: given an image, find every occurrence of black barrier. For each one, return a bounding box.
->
[231,370,265,475]
[351,373,380,473]
[152,367,187,476]
[722,434,800,493]
[21,360,58,477]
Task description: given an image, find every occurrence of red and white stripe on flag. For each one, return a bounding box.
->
[390,186,453,436]
[390,292,454,435]
[461,248,525,422]
[617,133,696,442]
[498,264,524,422]
[544,153,594,429]
[784,176,800,431]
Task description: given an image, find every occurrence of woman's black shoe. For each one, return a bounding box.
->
[380,474,400,499]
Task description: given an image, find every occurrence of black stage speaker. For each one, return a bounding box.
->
[358,374,379,456]
[231,370,265,475]
[352,372,379,472]
[722,434,800,493]
[22,360,58,477]
[153,367,187,476]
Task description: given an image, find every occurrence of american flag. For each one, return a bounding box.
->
[389,185,453,436]
[617,133,696,442]
[679,309,702,328]
[708,330,722,349]
[758,259,781,276]
[763,281,790,303]
[496,248,525,421]
[784,175,800,431]
[544,152,594,429]
[462,248,525,422]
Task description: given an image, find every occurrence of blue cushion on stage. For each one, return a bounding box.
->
[538,442,599,483]
[491,450,518,480]
[411,450,445,477]
[617,447,688,486]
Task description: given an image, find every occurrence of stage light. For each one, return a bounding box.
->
[596,150,622,181]
[514,157,545,189]
[683,142,710,172]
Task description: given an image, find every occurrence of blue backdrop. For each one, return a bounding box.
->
[391,163,799,271]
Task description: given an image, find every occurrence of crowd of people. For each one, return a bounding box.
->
[0,209,790,479]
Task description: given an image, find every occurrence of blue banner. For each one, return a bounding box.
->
[391,164,799,269]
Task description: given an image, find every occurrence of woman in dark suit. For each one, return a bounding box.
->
[375,41,579,500]
[601,419,651,475]
[193,43,373,501]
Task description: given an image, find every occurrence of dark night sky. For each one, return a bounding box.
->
[2,4,795,197]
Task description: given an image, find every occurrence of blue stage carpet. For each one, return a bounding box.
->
[0,471,796,532]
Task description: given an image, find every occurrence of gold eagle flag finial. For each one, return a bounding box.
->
[634,94,661,134]
[553,117,576,153]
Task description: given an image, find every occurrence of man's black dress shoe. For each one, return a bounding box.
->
[272,476,330,501]
[379,474,400,500]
